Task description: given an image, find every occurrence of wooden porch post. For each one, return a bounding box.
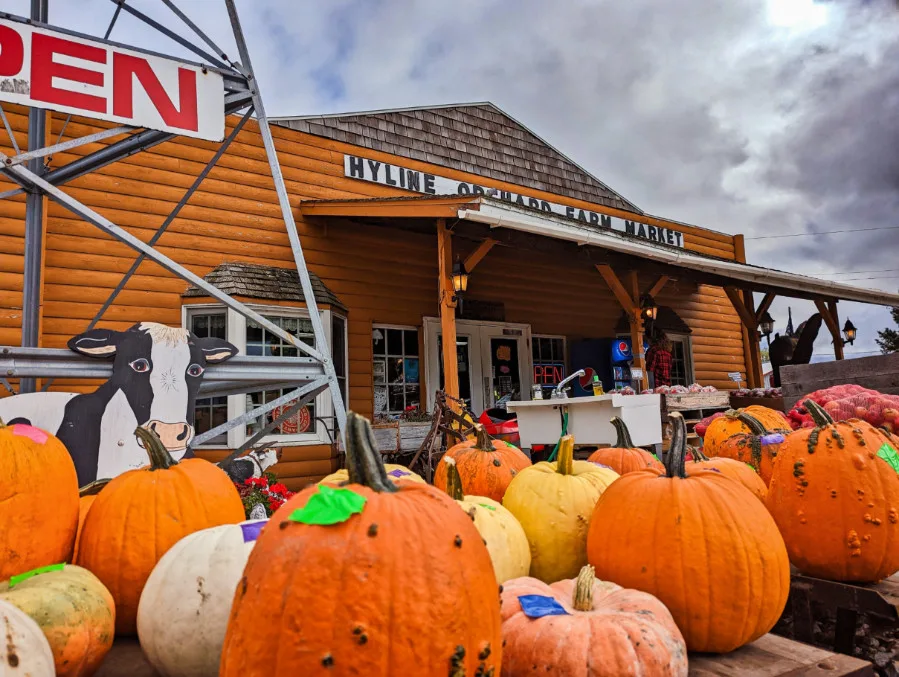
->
[437,219,460,402]
[733,235,763,388]
[628,271,647,392]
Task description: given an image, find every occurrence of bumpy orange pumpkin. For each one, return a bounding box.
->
[220,412,502,676]
[500,565,688,676]
[587,412,790,653]
[687,447,768,501]
[704,406,789,453]
[0,423,79,580]
[586,416,664,475]
[76,427,244,635]
[433,424,531,502]
[767,400,899,583]
[707,412,786,486]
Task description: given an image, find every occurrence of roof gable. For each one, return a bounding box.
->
[272,103,641,213]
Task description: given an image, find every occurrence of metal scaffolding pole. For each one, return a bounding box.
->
[20,0,49,394]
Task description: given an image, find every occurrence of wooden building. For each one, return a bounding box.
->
[0,102,893,489]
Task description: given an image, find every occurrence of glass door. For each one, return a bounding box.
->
[425,320,484,413]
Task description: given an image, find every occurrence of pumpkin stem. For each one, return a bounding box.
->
[664,412,688,479]
[443,457,465,501]
[610,416,635,449]
[731,410,768,436]
[346,411,399,493]
[573,565,595,611]
[473,424,494,452]
[79,478,110,497]
[556,435,575,475]
[805,399,834,428]
[691,445,710,462]
[134,426,179,471]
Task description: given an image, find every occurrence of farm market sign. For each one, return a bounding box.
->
[0,18,225,141]
[344,154,685,248]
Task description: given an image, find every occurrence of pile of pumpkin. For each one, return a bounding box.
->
[3,394,899,677]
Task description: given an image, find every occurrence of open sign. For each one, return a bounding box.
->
[0,17,224,141]
[534,363,565,386]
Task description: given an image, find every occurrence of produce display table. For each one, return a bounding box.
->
[507,393,662,448]
[790,566,899,655]
[98,633,873,676]
[660,392,731,451]
[689,633,873,676]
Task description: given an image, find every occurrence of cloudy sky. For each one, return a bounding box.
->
[7,0,899,360]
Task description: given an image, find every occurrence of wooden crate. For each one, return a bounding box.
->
[663,392,731,411]
[729,395,786,412]
[782,353,899,407]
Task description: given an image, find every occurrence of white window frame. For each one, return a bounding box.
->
[531,334,568,389]
[183,303,348,448]
[372,323,422,417]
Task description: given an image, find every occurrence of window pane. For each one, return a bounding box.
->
[192,315,208,335]
[388,384,405,412]
[403,329,419,356]
[332,315,347,379]
[190,312,226,340]
[374,387,388,414]
[405,385,420,409]
[403,358,419,383]
[373,359,386,384]
[372,328,386,355]
[387,329,403,356]
[387,357,404,383]
[246,320,263,344]
[552,339,563,361]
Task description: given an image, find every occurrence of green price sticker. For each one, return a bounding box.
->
[9,563,65,588]
[877,444,899,475]
[478,503,497,511]
[289,485,367,526]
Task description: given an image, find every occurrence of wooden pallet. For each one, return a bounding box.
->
[97,634,873,676]
[790,566,899,655]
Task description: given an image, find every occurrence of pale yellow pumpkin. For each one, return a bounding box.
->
[502,435,619,583]
[442,457,530,583]
[319,463,425,485]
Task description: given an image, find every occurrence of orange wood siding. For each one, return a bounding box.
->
[0,105,747,490]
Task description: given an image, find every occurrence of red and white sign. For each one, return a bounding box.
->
[0,18,224,141]
[272,404,311,435]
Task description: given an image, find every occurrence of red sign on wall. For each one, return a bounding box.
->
[0,18,224,141]
[534,363,564,386]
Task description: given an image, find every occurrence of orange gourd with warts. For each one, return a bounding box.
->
[76,427,244,635]
[686,447,768,501]
[704,406,789,455]
[587,412,789,653]
[433,424,531,502]
[220,412,502,676]
[767,400,899,583]
[706,411,786,486]
[586,417,664,475]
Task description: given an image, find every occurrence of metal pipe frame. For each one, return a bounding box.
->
[226,0,348,442]
[223,391,319,463]
[191,378,330,448]
[0,0,348,445]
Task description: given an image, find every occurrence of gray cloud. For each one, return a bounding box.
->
[4,0,899,356]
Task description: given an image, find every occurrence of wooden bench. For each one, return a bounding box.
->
[790,566,899,654]
[96,634,873,676]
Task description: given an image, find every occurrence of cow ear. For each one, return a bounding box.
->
[196,337,239,364]
[68,329,122,358]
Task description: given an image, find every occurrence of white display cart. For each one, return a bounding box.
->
[506,393,662,448]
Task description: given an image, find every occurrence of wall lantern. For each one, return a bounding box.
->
[842,318,857,346]
[759,311,775,338]
[451,258,469,298]
[640,294,658,322]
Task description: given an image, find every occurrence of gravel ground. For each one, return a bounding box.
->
[775,605,899,677]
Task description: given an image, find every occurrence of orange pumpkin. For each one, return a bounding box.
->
[0,422,79,580]
[500,564,688,676]
[221,412,502,676]
[704,406,789,453]
[767,400,899,583]
[70,480,108,564]
[587,412,789,653]
[433,424,531,502]
[686,448,767,501]
[586,416,664,475]
[76,427,244,635]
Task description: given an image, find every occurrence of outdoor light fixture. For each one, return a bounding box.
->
[759,311,775,338]
[640,294,658,322]
[843,318,857,346]
[451,258,469,298]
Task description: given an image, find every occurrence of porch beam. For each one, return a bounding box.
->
[646,275,669,299]
[596,265,636,311]
[828,300,845,361]
[755,292,776,325]
[463,238,497,273]
[437,219,460,403]
[815,299,844,360]
[724,287,758,330]
[628,271,647,392]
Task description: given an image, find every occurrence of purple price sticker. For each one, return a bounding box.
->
[240,520,266,543]
[387,468,411,478]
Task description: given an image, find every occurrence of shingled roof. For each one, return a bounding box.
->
[271,103,641,213]
[183,262,346,311]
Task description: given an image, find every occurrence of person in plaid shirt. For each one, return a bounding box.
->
[646,334,673,386]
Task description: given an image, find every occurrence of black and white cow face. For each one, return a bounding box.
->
[68,322,238,452]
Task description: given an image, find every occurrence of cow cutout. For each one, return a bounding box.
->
[0,322,238,485]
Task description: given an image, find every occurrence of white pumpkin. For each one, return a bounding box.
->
[0,598,55,677]
[137,519,267,677]
[443,457,531,583]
